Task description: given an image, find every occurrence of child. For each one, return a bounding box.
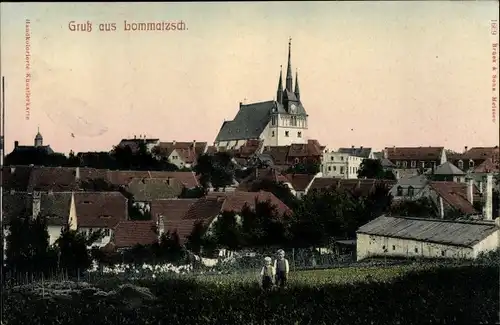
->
[260,256,275,290]
[274,249,289,288]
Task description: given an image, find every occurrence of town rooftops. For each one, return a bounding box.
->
[433,162,465,175]
[384,146,444,161]
[338,147,372,158]
[428,181,480,215]
[357,215,498,248]
[113,221,158,248]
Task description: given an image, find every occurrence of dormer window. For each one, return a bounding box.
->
[411,161,416,168]
[408,186,415,197]
[83,200,91,204]
[469,160,474,168]
[458,160,464,170]
[396,161,401,167]
[397,186,403,196]
[402,161,407,168]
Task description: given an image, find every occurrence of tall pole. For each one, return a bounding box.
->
[1,76,4,282]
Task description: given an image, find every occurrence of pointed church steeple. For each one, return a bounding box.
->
[276,65,283,104]
[286,37,293,91]
[294,69,300,101]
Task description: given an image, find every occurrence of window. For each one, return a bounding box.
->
[396,186,403,196]
[285,131,289,137]
[333,166,337,171]
[271,116,276,126]
[291,117,297,126]
[402,161,407,168]
[441,250,445,257]
[340,167,345,174]
[411,160,416,168]
[172,155,178,160]
[392,245,396,251]
[328,166,332,171]
[341,156,344,161]
[382,245,386,250]
[271,131,275,137]
[421,161,425,168]
[396,161,401,167]
[104,229,111,236]
[414,247,418,253]
[294,158,299,164]
[330,156,334,161]
[469,160,474,168]
[408,186,415,197]
[297,131,302,138]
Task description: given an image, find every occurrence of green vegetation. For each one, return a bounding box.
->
[3,264,497,325]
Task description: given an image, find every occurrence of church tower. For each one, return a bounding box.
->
[267,38,308,146]
[34,127,43,147]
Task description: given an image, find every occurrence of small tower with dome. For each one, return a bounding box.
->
[34,127,43,147]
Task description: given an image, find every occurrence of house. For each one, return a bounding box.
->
[471,158,499,189]
[214,39,308,148]
[74,192,128,247]
[236,167,289,191]
[27,167,80,192]
[448,146,499,172]
[9,129,54,156]
[356,215,500,260]
[384,147,446,175]
[153,140,208,169]
[321,150,363,179]
[35,192,76,245]
[338,146,375,159]
[125,177,184,213]
[432,161,466,182]
[283,173,316,198]
[261,146,291,170]
[307,177,396,197]
[419,181,481,218]
[2,165,33,191]
[261,140,325,171]
[390,174,428,201]
[117,136,160,153]
[106,170,199,189]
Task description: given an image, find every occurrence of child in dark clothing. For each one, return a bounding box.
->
[260,256,275,290]
[274,249,289,288]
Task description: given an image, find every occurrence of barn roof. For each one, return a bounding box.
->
[357,215,498,248]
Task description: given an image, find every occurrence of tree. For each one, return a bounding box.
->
[5,214,57,275]
[5,149,68,167]
[389,197,439,218]
[179,186,206,198]
[286,158,320,175]
[55,227,103,276]
[358,159,395,180]
[194,152,235,190]
[185,221,207,255]
[155,231,185,263]
[210,211,244,251]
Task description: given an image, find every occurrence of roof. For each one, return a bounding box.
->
[215,101,274,142]
[434,162,465,175]
[394,174,428,187]
[2,165,33,190]
[208,190,292,216]
[113,221,158,248]
[428,181,480,215]
[338,147,372,158]
[283,173,315,191]
[12,145,54,155]
[385,147,444,161]
[150,199,197,222]
[1,192,31,224]
[154,141,207,164]
[380,158,396,168]
[126,177,183,201]
[106,170,199,188]
[262,146,290,165]
[357,215,498,248]
[460,147,499,161]
[474,157,499,173]
[237,168,288,191]
[40,192,72,226]
[74,192,128,228]
[28,167,79,192]
[308,178,396,196]
[288,140,323,158]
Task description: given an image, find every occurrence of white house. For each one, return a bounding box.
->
[321,150,363,179]
[214,39,308,149]
[356,215,500,261]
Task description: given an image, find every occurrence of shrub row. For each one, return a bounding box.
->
[3,265,498,325]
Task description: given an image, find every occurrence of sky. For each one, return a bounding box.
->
[0,1,499,154]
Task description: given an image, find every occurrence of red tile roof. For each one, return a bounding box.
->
[150,199,197,222]
[262,146,290,165]
[474,157,499,173]
[2,165,33,190]
[308,178,396,196]
[237,168,288,191]
[208,190,292,216]
[428,181,480,215]
[75,192,128,228]
[283,173,315,191]
[106,170,199,188]
[287,140,323,158]
[385,147,444,161]
[461,147,499,160]
[113,221,158,248]
[28,167,79,192]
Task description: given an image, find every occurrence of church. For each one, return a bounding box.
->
[214,39,309,149]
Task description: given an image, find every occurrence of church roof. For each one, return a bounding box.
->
[215,101,274,142]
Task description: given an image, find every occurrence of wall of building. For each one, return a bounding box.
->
[79,227,113,248]
[266,114,308,147]
[472,230,499,258]
[356,233,474,261]
[321,152,362,179]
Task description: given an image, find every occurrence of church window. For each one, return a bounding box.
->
[285,131,289,137]
[271,131,275,137]
[298,131,302,138]
[271,116,276,126]
[291,116,297,126]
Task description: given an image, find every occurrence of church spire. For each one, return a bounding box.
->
[286,37,293,91]
[276,65,283,104]
[294,69,300,101]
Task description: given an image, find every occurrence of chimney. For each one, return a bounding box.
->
[239,102,243,108]
[484,174,493,220]
[134,135,136,139]
[75,167,80,180]
[439,196,445,219]
[351,145,355,149]
[466,178,474,205]
[479,181,484,194]
[193,140,196,147]
[14,141,18,148]
[360,146,363,149]
[32,192,41,217]
[173,140,176,146]
[464,146,468,153]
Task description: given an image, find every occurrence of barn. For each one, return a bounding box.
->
[356,215,499,261]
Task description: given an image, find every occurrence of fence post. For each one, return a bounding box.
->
[292,248,295,271]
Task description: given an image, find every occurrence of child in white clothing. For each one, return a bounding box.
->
[260,256,275,290]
